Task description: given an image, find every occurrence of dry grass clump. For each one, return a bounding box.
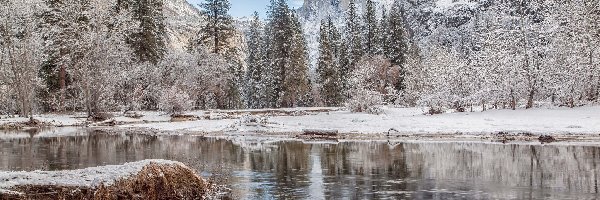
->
[2,162,212,200]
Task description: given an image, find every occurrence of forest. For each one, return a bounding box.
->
[0,0,599,117]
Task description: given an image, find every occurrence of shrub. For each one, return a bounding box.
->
[346,89,384,115]
[158,87,193,114]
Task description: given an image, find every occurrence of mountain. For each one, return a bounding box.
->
[163,0,204,51]
[294,0,484,68]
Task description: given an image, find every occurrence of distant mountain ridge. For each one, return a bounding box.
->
[163,0,204,51]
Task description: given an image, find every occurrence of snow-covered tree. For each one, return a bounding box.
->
[158,86,193,114]
[386,1,408,92]
[244,12,264,109]
[362,0,377,55]
[343,0,363,71]
[260,0,311,108]
[280,11,312,107]
[0,0,45,116]
[68,0,135,116]
[375,5,389,56]
[116,0,166,64]
[350,55,402,104]
[317,18,343,106]
[198,0,234,55]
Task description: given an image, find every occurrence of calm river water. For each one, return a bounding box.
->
[1,129,599,199]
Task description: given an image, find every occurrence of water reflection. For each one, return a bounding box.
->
[1,130,599,199]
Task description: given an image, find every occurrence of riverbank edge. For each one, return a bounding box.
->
[0,160,217,200]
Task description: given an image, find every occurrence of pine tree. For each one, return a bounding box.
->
[339,0,363,100]
[281,11,312,107]
[41,0,93,112]
[262,0,297,108]
[376,6,389,55]
[317,18,343,106]
[387,1,408,92]
[345,0,363,68]
[198,0,234,55]
[363,0,377,55]
[116,0,166,64]
[244,12,263,109]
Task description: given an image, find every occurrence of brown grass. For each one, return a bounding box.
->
[2,163,213,200]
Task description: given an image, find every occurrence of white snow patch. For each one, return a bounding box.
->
[434,0,477,12]
[120,106,600,135]
[0,159,180,189]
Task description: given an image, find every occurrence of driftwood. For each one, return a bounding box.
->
[170,114,199,122]
[213,108,339,117]
[538,135,556,143]
[297,129,339,141]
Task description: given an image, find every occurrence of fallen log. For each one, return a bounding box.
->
[297,129,339,141]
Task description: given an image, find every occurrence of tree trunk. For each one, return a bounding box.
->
[510,90,516,110]
[569,97,575,108]
[526,89,534,109]
[59,65,66,112]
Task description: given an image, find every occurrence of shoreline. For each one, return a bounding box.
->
[1,106,600,145]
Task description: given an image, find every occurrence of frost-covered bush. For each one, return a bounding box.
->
[350,56,402,100]
[346,56,400,114]
[158,87,193,114]
[346,89,384,115]
[0,86,17,115]
[157,49,234,110]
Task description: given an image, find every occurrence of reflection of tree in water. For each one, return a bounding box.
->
[2,131,600,199]
[317,142,414,199]
[403,143,600,199]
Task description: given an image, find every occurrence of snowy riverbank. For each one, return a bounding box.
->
[121,106,600,135]
[2,106,600,136]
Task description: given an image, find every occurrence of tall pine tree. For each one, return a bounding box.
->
[264,0,290,107]
[244,12,264,109]
[345,0,363,68]
[363,0,377,55]
[198,0,234,55]
[376,5,389,55]
[317,18,343,106]
[387,1,408,92]
[281,11,312,107]
[116,0,166,64]
[259,0,312,108]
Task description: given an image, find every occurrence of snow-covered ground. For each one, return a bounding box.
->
[122,106,600,135]
[2,106,599,136]
[0,159,179,191]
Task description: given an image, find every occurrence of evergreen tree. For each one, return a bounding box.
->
[345,0,363,68]
[244,12,263,109]
[116,0,166,64]
[41,0,92,112]
[387,1,408,91]
[317,18,343,106]
[376,6,389,55]
[262,0,296,108]
[281,11,312,107]
[340,0,363,100]
[198,0,234,55]
[197,0,243,109]
[261,13,277,108]
[363,0,377,55]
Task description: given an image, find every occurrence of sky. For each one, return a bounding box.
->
[187,0,304,18]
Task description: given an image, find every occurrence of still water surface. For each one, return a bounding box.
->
[1,129,599,199]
